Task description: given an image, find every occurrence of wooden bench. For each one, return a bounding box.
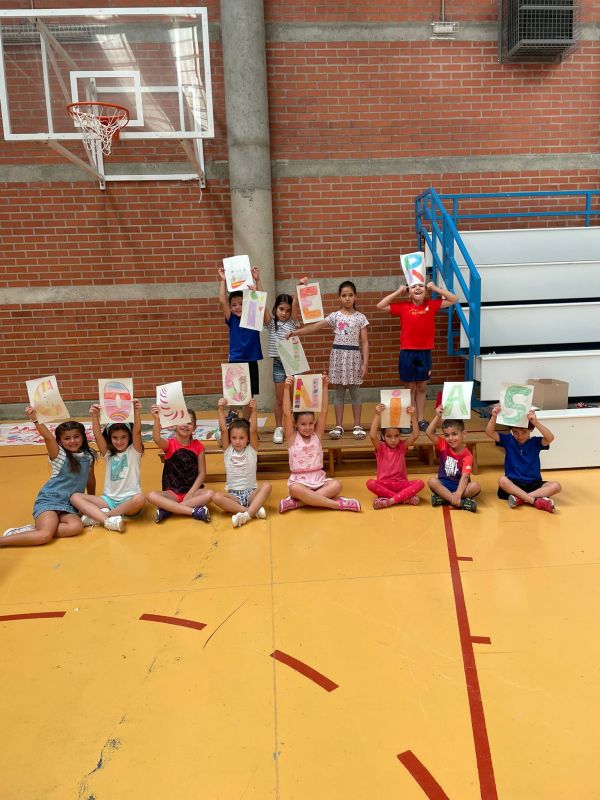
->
[168,429,492,477]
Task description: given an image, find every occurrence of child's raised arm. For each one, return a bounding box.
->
[369,403,384,449]
[287,319,329,339]
[218,267,231,320]
[528,410,555,446]
[405,405,420,448]
[425,406,443,444]
[26,406,59,460]
[89,404,107,456]
[217,397,230,449]
[426,281,459,309]
[485,404,501,443]
[291,277,307,321]
[282,376,295,443]
[377,284,407,311]
[315,375,330,439]
[248,398,260,450]
[150,404,169,451]
[132,399,143,454]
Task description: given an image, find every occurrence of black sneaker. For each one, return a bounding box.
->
[418,420,428,432]
[431,493,446,507]
[460,497,478,513]
[192,505,211,523]
[155,508,173,524]
[225,409,239,426]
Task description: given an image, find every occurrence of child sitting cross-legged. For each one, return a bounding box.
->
[365,403,424,509]
[211,398,272,527]
[425,405,481,512]
[485,404,561,513]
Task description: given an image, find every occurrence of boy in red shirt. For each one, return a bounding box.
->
[425,405,481,512]
[378,280,458,430]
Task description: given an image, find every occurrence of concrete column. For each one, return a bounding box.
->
[220,0,275,412]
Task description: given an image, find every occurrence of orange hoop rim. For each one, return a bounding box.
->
[66,101,130,124]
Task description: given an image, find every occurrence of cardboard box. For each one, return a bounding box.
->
[529,378,569,410]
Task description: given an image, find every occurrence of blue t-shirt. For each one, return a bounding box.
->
[226,314,263,362]
[496,432,549,483]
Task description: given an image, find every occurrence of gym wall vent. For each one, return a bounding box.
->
[500,0,581,62]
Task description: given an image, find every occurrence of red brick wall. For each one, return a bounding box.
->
[1,2,598,406]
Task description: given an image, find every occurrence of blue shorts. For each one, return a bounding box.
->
[272,357,287,383]
[101,494,145,518]
[437,475,479,496]
[399,349,432,383]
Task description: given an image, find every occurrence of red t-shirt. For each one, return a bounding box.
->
[389,298,443,350]
[375,440,408,482]
[162,438,205,496]
[435,437,473,480]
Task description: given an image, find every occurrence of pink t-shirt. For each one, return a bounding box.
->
[288,431,327,488]
[375,440,408,482]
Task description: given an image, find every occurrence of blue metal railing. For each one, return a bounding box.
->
[439,189,600,227]
[415,187,481,381]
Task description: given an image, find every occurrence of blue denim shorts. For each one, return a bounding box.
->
[272,357,287,383]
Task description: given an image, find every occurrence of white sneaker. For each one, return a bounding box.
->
[255,506,267,519]
[81,515,98,527]
[3,524,35,538]
[272,426,284,444]
[232,511,251,528]
[104,516,125,533]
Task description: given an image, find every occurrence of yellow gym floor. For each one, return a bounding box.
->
[1,418,598,800]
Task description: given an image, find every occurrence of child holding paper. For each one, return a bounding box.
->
[264,280,303,444]
[377,280,458,431]
[147,407,213,524]
[279,375,361,513]
[366,403,424,509]
[485,405,561,512]
[425,406,480,512]
[70,400,146,533]
[218,264,265,421]
[2,409,97,545]
[290,280,370,440]
[211,398,272,527]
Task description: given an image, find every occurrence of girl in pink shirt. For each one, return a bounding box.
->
[279,374,360,513]
[366,403,424,509]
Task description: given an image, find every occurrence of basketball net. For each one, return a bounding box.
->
[67,102,130,158]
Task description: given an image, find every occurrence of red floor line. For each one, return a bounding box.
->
[270,649,338,692]
[471,636,492,645]
[442,506,498,800]
[139,613,207,631]
[0,611,66,621]
[457,556,474,562]
[397,750,450,800]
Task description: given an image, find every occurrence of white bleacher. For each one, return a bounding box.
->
[430,226,600,402]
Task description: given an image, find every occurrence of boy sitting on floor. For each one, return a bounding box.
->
[485,404,561,513]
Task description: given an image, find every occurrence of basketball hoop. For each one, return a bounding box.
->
[67,102,130,157]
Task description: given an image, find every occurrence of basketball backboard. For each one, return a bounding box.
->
[0,7,214,187]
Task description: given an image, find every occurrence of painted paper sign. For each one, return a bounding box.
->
[276,335,310,376]
[380,388,411,429]
[25,375,69,423]
[98,378,134,425]
[240,289,267,331]
[221,362,252,406]
[156,381,191,427]
[441,381,473,420]
[497,383,535,428]
[292,374,323,413]
[400,251,426,287]
[223,255,253,292]
[297,282,325,323]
